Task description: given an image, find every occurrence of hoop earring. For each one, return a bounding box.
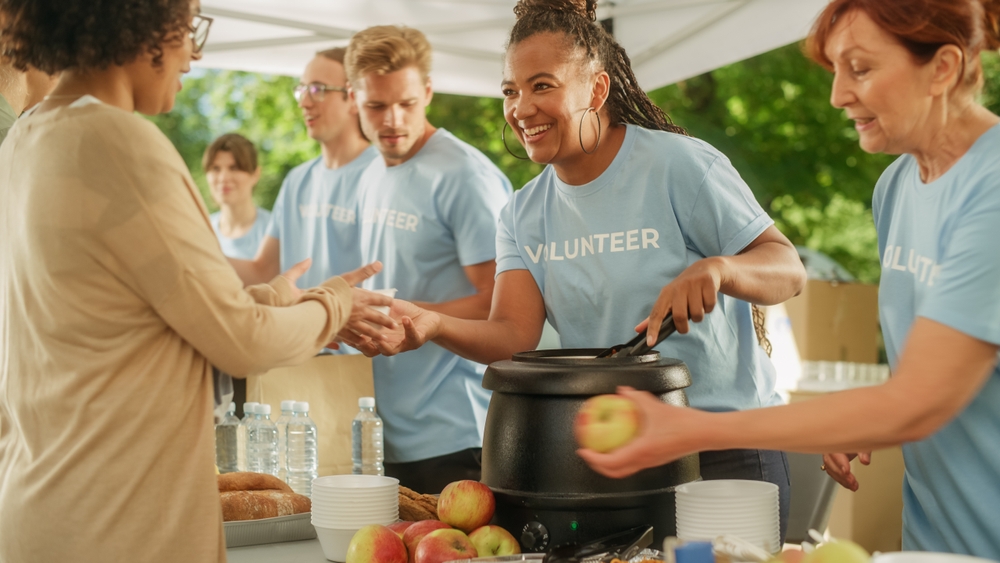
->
[579,107,601,155]
[502,122,530,160]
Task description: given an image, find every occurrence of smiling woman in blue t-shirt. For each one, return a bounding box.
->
[575,0,1000,558]
[378,0,807,539]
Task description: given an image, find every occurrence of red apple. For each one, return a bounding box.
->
[346,524,408,563]
[437,480,495,533]
[413,528,478,563]
[574,394,640,453]
[388,521,415,538]
[468,525,520,556]
[403,520,452,563]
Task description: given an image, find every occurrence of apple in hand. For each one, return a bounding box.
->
[413,528,478,563]
[437,480,495,533]
[574,394,640,453]
[403,520,452,563]
[468,525,520,556]
[346,524,408,563]
[388,521,415,538]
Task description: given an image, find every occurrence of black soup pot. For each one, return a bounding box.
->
[481,349,701,552]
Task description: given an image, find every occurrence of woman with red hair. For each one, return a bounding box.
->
[580,0,1000,556]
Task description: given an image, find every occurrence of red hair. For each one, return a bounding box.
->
[806,0,1000,87]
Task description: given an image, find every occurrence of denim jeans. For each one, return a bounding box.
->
[698,449,791,543]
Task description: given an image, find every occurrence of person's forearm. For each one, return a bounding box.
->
[716,241,805,305]
[431,316,539,364]
[415,291,492,320]
[227,256,278,287]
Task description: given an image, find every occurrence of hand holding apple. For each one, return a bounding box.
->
[574,394,641,453]
[413,528,478,563]
[403,520,452,563]
[346,524,408,563]
[468,525,520,556]
[437,480,495,533]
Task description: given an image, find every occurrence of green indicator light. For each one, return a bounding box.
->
[570,521,579,531]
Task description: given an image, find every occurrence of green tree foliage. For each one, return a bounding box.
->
[151,47,1000,284]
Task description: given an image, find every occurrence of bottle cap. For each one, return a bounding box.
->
[359,397,375,408]
[281,400,296,411]
[228,402,236,413]
[243,402,259,412]
[673,541,714,563]
[258,404,272,415]
[293,401,310,413]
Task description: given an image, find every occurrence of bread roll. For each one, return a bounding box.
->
[217,472,293,494]
[221,490,311,521]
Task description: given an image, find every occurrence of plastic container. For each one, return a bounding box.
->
[247,404,279,476]
[237,401,259,472]
[275,399,295,482]
[286,401,318,496]
[351,397,384,476]
[215,402,240,473]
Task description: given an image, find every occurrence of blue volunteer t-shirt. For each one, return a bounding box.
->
[873,123,1000,559]
[266,147,378,288]
[358,129,512,463]
[496,125,779,412]
[210,207,271,260]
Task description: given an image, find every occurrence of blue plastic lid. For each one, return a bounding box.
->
[673,541,714,563]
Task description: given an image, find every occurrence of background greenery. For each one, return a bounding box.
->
[151,44,1000,284]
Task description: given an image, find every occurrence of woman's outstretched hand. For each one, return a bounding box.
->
[577,386,708,478]
[640,257,727,346]
[375,299,441,356]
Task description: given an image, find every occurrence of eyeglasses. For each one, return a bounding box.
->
[189,14,214,54]
[294,82,348,103]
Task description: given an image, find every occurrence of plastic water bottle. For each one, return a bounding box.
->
[215,402,240,473]
[237,402,259,472]
[247,404,279,476]
[351,397,384,476]
[286,401,319,496]
[275,400,295,482]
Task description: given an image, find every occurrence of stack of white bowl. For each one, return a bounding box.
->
[675,479,780,554]
[311,475,399,562]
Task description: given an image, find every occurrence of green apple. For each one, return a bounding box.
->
[574,395,640,453]
[413,528,478,563]
[468,525,521,556]
[803,541,870,563]
[346,524,408,563]
[437,480,496,533]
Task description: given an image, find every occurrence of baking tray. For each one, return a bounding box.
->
[224,512,317,548]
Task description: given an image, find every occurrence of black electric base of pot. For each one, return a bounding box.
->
[491,483,690,552]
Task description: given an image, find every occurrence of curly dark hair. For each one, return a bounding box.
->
[0,0,192,73]
[509,0,688,136]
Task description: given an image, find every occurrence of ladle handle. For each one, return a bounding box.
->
[624,313,675,356]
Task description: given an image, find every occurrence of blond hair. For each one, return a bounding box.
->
[316,47,346,65]
[344,25,432,85]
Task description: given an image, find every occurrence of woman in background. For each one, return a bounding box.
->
[204,132,271,259]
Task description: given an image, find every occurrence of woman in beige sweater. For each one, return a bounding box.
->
[0,1,394,561]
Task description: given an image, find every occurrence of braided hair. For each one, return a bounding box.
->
[508,0,774,355]
[509,0,688,136]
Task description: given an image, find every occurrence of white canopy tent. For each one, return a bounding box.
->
[198,0,830,98]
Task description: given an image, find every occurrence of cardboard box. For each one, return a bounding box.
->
[247,354,374,476]
[783,280,879,363]
[788,390,903,553]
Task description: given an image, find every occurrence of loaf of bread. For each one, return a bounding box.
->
[220,490,311,521]
[399,485,439,521]
[217,472,293,494]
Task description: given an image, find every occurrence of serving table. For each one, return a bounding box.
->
[227,538,329,563]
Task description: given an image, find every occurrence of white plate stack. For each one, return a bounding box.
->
[675,479,780,554]
[310,475,400,562]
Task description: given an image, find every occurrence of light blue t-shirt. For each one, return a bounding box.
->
[873,123,1000,559]
[210,207,272,260]
[496,125,779,412]
[266,147,378,288]
[358,129,512,463]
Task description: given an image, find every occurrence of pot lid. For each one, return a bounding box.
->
[483,348,692,396]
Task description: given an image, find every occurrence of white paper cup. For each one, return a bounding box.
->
[314,526,359,562]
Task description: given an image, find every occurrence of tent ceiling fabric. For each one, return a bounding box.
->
[198,0,830,98]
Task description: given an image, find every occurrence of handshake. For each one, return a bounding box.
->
[287,260,437,358]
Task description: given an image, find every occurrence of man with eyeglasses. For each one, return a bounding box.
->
[229,48,376,326]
